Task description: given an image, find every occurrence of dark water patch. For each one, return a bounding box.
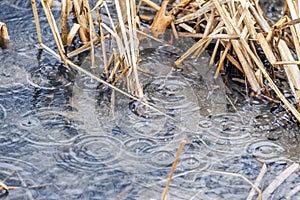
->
[0,85,35,116]
[81,170,133,199]
[0,128,29,157]
[27,63,73,90]
[0,104,7,123]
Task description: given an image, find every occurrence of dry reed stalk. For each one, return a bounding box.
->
[0,22,9,48]
[107,53,121,83]
[170,21,179,39]
[161,140,186,200]
[39,42,170,118]
[242,7,300,118]
[67,37,101,58]
[212,0,260,92]
[0,181,8,192]
[31,0,42,44]
[178,32,203,38]
[239,36,300,121]
[226,95,245,124]
[174,0,222,24]
[106,51,116,79]
[61,0,70,46]
[256,33,277,65]
[139,0,300,121]
[286,0,300,41]
[193,37,212,58]
[209,39,220,66]
[150,0,173,38]
[202,9,216,37]
[168,0,193,16]
[274,61,300,65]
[277,40,300,110]
[174,37,209,67]
[83,0,96,68]
[178,23,196,33]
[207,169,262,200]
[41,0,67,66]
[73,0,90,42]
[214,41,231,78]
[289,26,300,58]
[226,54,244,73]
[112,66,130,85]
[67,23,81,46]
[100,0,143,98]
[249,3,270,33]
[262,163,299,200]
[137,0,160,12]
[96,7,108,76]
[91,0,104,11]
[17,171,34,200]
[286,184,300,200]
[208,34,240,40]
[47,0,54,8]
[110,90,115,120]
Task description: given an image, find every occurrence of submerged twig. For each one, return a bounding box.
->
[247,163,267,200]
[262,163,299,199]
[207,169,262,200]
[31,0,42,44]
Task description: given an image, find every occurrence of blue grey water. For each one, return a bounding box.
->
[0,0,299,199]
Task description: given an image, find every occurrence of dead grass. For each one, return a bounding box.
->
[30,0,300,122]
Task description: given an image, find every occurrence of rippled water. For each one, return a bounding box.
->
[1,0,300,199]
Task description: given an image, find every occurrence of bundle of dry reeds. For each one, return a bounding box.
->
[31,0,300,122]
[180,0,300,122]
[139,0,300,122]
[31,0,144,98]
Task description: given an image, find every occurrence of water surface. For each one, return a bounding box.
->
[0,0,300,199]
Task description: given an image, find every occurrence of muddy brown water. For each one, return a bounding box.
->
[1,0,300,199]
